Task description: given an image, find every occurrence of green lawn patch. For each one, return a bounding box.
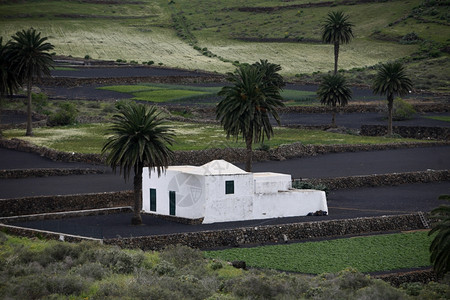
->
[53,66,77,71]
[4,121,428,154]
[204,231,433,274]
[425,115,450,123]
[98,84,218,103]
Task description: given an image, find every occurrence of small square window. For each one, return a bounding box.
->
[225,180,234,194]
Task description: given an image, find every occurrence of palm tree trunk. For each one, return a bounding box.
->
[245,132,253,172]
[331,112,336,127]
[387,94,394,136]
[131,164,143,225]
[0,95,3,138]
[25,79,33,136]
[334,41,339,75]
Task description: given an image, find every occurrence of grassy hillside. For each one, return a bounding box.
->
[0,0,449,89]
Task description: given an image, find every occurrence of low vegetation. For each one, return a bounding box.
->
[1,232,449,299]
[3,121,427,153]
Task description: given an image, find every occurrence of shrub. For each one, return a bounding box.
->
[354,280,409,299]
[392,97,416,120]
[160,245,204,268]
[153,260,176,276]
[257,143,270,151]
[84,247,145,274]
[84,54,90,59]
[87,101,101,109]
[32,92,48,112]
[9,275,49,299]
[147,60,154,65]
[48,102,78,126]
[114,99,134,110]
[73,262,111,280]
[292,181,328,194]
[46,274,88,296]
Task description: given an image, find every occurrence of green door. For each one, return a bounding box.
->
[150,188,156,212]
[169,191,176,216]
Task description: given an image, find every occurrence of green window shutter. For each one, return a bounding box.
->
[225,180,234,194]
[169,191,176,216]
[150,188,156,212]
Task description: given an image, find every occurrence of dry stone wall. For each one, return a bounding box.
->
[104,214,425,251]
[297,170,450,190]
[1,137,448,166]
[361,125,450,140]
[0,168,104,179]
[0,191,133,217]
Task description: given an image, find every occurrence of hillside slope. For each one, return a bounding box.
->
[0,0,448,90]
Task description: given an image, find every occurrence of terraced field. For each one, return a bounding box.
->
[1,0,448,81]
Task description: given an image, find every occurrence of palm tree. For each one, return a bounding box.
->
[317,73,352,127]
[217,64,285,172]
[8,28,54,136]
[321,11,354,75]
[429,195,450,278]
[372,61,412,135]
[253,59,286,90]
[102,102,174,225]
[0,37,20,137]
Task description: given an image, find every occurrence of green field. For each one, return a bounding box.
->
[205,231,432,274]
[98,83,318,104]
[3,121,427,153]
[1,0,448,79]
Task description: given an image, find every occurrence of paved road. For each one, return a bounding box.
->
[1,146,449,199]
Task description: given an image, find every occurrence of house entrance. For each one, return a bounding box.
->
[169,191,176,216]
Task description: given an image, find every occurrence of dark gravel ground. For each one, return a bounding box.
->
[51,66,213,78]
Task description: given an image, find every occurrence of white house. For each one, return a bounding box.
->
[142,160,328,224]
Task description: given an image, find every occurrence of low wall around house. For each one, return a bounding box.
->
[104,214,426,251]
[361,125,450,140]
[0,223,102,243]
[296,170,450,191]
[0,191,133,217]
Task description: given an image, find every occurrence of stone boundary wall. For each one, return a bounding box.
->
[0,138,105,164]
[0,191,133,217]
[0,223,102,243]
[296,170,450,191]
[0,109,48,129]
[41,75,226,87]
[0,168,104,179]
[278,103,450,113]
[0,207,132,223]
[1,137,448,166]
[374,269,437,287]
[361,125,450,140]
[104,214,425,251]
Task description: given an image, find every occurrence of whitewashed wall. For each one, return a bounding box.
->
[142,167,206,219]
[254,172,291,194]
[253,189,328,220]
[143,167,328,224]
[202,174,254,224]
